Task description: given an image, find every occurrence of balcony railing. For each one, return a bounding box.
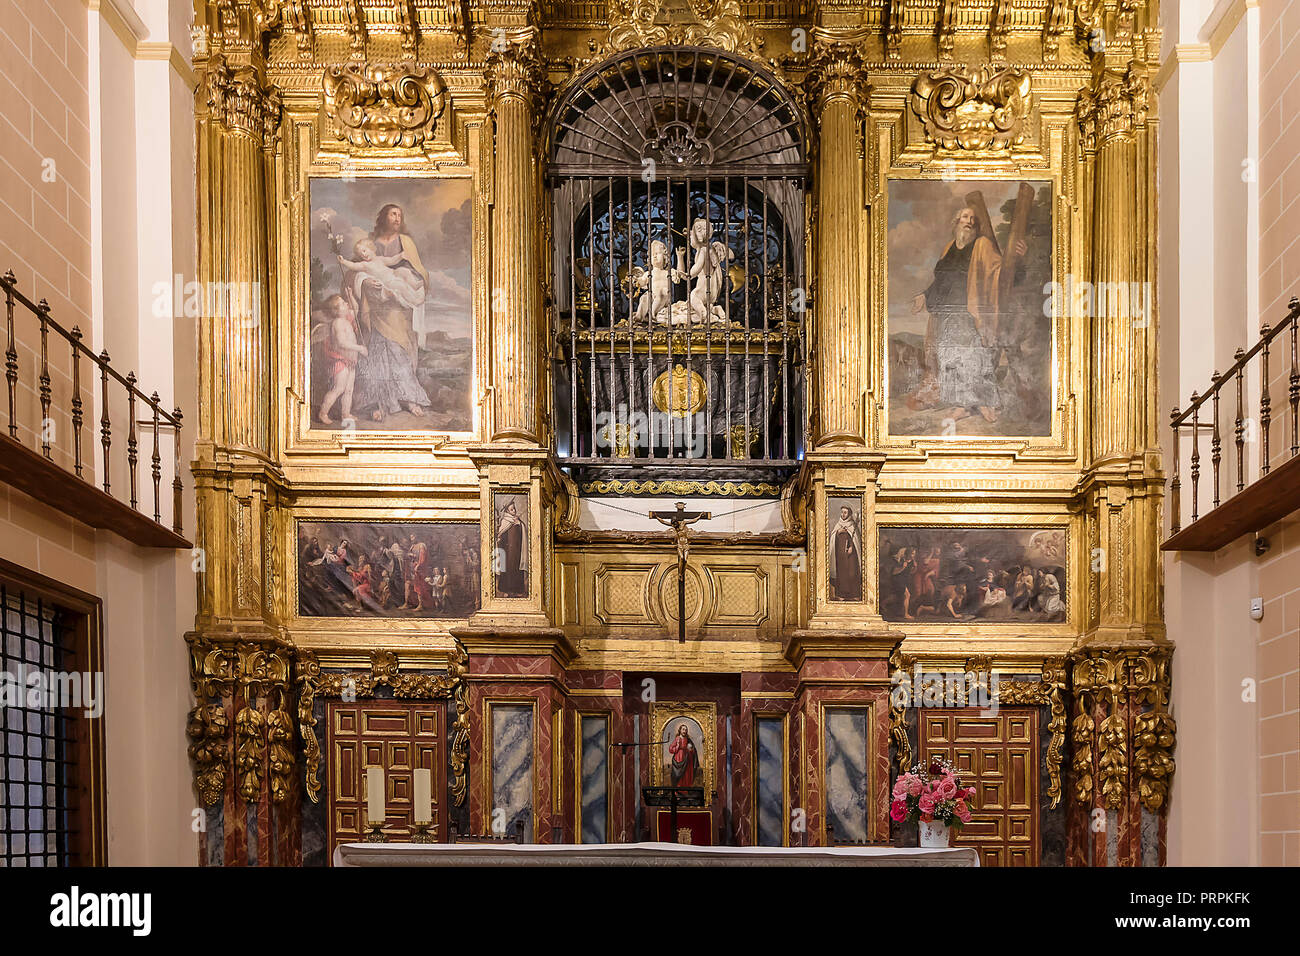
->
[1,270,189,548]
[1165,297,1300,551]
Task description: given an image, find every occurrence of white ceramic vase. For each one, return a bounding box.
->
[918,819,952,848]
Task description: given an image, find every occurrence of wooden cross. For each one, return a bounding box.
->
[649,501,711,643]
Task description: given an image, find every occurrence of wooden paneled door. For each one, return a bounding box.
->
[918,707,1039,866]
[326,701,446,861]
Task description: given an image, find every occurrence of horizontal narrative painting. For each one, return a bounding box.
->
[878,527,1067,623]
[887,179,1053,437]
[297,520,481,618]
[309,177,473,432]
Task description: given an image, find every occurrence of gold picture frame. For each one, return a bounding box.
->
[650,701,717,797]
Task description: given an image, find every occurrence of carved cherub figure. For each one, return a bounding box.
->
[631,239,673,323]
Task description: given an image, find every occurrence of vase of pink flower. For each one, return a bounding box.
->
[890,757,976,848]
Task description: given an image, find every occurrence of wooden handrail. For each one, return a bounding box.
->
[0,269,186,538]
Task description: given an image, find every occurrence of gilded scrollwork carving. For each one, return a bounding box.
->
[911,66,1032,152]
[295,646,470,805]
[604,0,761,56]
[186,704,230,807]
[322,63,448,149]
[888,648,912,774]
[1042,657,1068,809]
[1069,645,1175,814]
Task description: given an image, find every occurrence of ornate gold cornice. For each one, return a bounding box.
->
[322,63,448,148]
[911,65,1032,152]
[295,647,470,806]
[579,478,783,498]
[203,54,282,148]
[1076,61,1149,152]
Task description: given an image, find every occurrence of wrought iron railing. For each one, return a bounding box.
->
[1,269,185,536]
[1168,297,1300,533]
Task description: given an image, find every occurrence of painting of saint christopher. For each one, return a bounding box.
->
[887,180,1053,437]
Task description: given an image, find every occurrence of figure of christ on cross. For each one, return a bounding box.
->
[648,501,712,643]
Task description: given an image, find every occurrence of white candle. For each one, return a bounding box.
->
[414,768,432,825]
[365,766,385,827]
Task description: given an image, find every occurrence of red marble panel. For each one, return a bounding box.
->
[223,693,246,866]
[566,669,623,691]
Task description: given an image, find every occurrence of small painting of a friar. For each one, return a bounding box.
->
[493,492,529,598]
[828,497,863,602]
[887,180,1053,437]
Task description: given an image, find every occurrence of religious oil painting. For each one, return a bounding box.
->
[296,520,481,618]
[827,495,864,602]
[887,179,1053,437]
[492,491,529,599]
[308,177,473,432]
[650,703,715,796]
[878,527,1067,623]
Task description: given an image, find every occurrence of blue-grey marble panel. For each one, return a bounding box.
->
[756,718,784,846]
[824,708,869,844]
[580,716,608,844]
[492,704,534,842]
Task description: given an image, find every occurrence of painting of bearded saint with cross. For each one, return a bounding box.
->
[887,179,1054,437]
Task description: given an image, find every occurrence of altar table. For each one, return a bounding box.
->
[332,841,979,867]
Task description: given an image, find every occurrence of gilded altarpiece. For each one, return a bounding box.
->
[187,0,1173,868]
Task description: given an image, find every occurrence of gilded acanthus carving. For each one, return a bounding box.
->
[888,648,912,774]
[295,646,471,805]
[1076,62,1149,152]
[186,634,295,806]
[1069,645,1176,814]
[605,0,761,56]
[486,28,549,108]
[1042,657,1069,809]
[804,32,869,116]
[1131,649,1176,812]
[322,64,448,149]
[203,54,282,148]
[911,66,1031,152]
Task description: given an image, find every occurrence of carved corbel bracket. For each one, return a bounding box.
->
[911,66,1032,152]
[295,646,470,806]
[323,63,448,149]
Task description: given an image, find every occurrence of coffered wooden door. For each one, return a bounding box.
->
[918,707,1039,866]
[326,701,446,861]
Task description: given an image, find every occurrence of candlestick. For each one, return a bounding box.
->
[413,768,432,825]
[365,766,385,831]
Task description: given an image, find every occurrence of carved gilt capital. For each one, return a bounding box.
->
[804,30,869,115]
[203,55,282,149]
[911,66,1032,152]
[486,27,548,108]
[322,63,448,149]
[1076,61,1149,153]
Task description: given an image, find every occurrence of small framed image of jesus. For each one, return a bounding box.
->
[650,702,716,798]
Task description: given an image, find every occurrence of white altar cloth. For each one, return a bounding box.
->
[332,841,979,867]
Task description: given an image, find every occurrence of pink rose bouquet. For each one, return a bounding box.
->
[890,757,977,829]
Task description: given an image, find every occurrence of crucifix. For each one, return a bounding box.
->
[648,501,711,643]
